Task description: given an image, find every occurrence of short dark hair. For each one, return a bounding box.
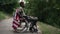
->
[20,2,24,8]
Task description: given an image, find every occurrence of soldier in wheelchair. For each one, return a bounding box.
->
[15,1,38,32]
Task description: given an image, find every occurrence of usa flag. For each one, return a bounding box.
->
[12,9,20,30]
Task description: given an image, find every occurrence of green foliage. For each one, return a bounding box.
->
[0,12,6,20]
[0,0,19,14]
[25,0,60,28]
[39,22,60,34]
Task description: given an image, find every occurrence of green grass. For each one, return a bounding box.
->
[0,12,7,20]
[38,22,60,34]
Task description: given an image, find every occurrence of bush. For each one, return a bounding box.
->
[25,0,60,28]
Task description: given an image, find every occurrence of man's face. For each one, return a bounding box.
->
[20,2,25,8]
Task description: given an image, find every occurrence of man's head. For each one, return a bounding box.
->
[20,2,25,8]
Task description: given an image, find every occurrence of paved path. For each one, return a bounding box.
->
[0,18,42,34]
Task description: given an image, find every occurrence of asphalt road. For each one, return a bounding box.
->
[0,18,41,34]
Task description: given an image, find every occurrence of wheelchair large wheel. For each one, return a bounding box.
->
[17,22,27,32]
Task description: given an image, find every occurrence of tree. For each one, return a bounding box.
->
[0,0,19,14]
[25,0,60,28]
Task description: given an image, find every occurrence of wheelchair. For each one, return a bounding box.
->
[17,16,38,33]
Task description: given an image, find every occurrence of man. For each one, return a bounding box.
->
[12,1,26,32]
